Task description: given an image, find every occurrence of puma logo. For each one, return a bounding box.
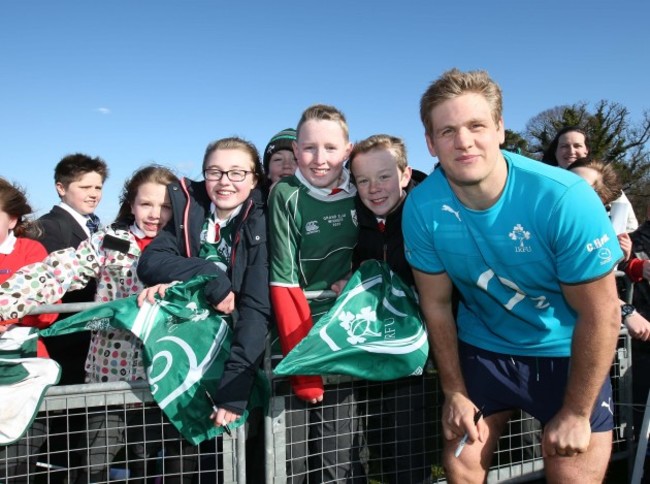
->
[601,399,613,416]
[442,204,461,222]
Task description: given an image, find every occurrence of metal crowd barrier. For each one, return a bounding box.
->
[264,331,634,484]
[0,340,633,484]
[3,273,639,482]
[0,380,244,483]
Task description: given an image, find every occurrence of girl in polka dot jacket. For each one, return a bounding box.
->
[0,165,178,383]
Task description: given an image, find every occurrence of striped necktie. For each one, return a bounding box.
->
[85,214,101,234]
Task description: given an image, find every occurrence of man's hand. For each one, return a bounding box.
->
[214,291,236,314]
[137,283,173,307]
[542,407,591,457]
[443,392,487,444]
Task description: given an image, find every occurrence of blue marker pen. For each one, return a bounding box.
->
[455,407,484,458]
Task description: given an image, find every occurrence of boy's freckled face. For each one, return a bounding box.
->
[56,171,104,216]
[352,149,411,218]
[294,120,352,190]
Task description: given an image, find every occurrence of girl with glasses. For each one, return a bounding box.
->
[137,137,270,441]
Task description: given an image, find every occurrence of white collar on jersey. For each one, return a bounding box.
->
[295,168,354,196]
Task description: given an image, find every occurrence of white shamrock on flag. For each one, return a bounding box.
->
[186,302,210,322]
[338,307,380,345]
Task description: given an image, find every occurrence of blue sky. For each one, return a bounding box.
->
[1,0,648,222]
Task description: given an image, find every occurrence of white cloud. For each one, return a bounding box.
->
[95,107,111,115]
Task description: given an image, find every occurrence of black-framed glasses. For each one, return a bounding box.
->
[203,169,254,182]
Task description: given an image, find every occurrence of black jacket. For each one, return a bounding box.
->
[37,205,97,304]
[352,170,427,287]
[38,205,89,253]
[37,205,96,385]
[138,178,270,414]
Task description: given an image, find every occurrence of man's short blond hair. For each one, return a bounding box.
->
[296,104,350,141]
[419,68,503,137]
[349,134,408,172]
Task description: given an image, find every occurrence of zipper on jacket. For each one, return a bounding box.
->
[179,179,193,258]
[229,199,254,269]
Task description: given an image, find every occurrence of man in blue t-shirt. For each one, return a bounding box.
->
[403,68,623,483]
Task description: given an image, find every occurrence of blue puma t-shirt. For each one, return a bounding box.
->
[403,151,623,357]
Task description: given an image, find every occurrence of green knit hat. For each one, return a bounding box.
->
[263,128,297,174]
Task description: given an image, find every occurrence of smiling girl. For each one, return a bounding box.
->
[137,137,270,432]
[0,165,177,382]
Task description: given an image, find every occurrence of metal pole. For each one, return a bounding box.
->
[631,389,650,484]
[26,302,100,315]
[25,290,335,317]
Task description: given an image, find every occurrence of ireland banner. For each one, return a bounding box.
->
[40,275,269,445]
[275,260,429,381]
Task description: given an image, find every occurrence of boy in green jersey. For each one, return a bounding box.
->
[268,104,365,482]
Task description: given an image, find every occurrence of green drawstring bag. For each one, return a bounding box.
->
[275,260,429,381]
[40,275,269,445]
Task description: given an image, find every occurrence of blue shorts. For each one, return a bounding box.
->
[458,341,614,432]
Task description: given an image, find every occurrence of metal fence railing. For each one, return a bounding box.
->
[2,273,641,482]
[0,380,244,484]
[265,330,634,484]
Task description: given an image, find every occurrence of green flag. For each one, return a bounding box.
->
[275,260,429,381]
[40,275,269,445]
[0,326,61,445]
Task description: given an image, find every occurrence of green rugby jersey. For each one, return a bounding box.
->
[198,214,236,272]
[269,170,358,313]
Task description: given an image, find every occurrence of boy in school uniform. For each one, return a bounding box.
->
[268,104,366,483]
[38,153,108,252]
[348,134,433,483]
[38,153,109,385]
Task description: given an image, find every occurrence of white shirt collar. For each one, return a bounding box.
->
[206,203,242,244]
[58,202,92,236]
[130,223,147,239]
[295,167,353,196]
[210,203,242,227]
[0,231,17,255]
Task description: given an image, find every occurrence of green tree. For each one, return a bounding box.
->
[501,129,533,157]
[522,101,650,220]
